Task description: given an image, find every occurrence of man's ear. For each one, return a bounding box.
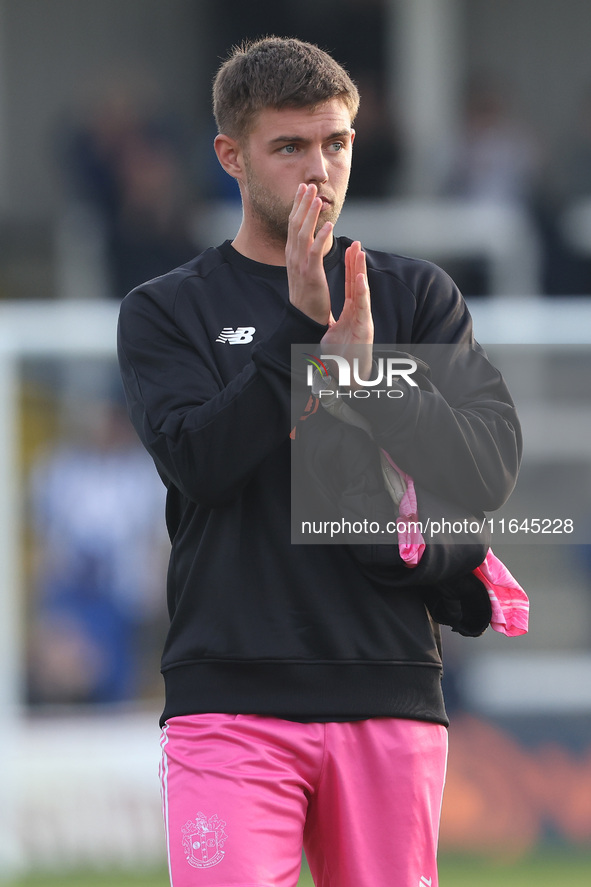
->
[350,128,356,146]
[214,134,244,180]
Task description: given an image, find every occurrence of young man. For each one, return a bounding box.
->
[117,37,522,887]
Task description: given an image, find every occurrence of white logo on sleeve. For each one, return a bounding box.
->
[215,327,256,344]
[419,877,432,887]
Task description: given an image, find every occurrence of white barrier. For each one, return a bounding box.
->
[194,199,543,296]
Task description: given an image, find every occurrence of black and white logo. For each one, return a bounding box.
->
[216,327,256,344]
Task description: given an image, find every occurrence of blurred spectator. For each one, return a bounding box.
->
[56,69,199,298]
[27,396,168,706]
[438,76,544,295]
[562,87,591,199]
[442,76,542,203]
[546,86,591,294]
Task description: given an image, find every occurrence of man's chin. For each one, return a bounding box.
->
[319,203,342,228]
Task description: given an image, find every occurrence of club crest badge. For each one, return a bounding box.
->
[182,812,228,868]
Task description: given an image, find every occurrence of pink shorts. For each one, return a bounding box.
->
[160,714,448,887]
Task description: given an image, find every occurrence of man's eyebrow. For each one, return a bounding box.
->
[268,129,352,145]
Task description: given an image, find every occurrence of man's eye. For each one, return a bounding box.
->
[329,142,344,152]
[280,145,297,154]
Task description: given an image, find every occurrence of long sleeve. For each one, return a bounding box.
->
[350,259,522,512]
[117,270,327,507]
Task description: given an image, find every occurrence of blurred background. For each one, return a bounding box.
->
[1,0,591,883]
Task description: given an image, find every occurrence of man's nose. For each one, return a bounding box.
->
[305,148,328,184]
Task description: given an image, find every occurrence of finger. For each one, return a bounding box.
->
[340,243,360,327]
[310,220,333,257]
[289,184,318,229]
[345,244,353,304]
[287,185,319,262]
[345,241,360,304]
[288,183,308,222]
[297,192,323,246]
[354,248,370,306]
[356,272,371,310]
[287,185,317,248]
[354,244,366,281]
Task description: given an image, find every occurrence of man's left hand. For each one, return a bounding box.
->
[321,241,374,385]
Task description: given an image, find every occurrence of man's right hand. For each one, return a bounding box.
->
[285,183,334,326]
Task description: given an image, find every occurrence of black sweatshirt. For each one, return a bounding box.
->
[117,237,522,727]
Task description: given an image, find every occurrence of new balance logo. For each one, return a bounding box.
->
[215,327,256,344]
[419,877,432,887]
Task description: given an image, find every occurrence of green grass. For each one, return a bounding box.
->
[4,851,591,886]
[438,852,591,887]
[2,873,169,887]
[7,873,171,887]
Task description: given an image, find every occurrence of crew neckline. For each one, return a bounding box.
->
[217,238,343,279]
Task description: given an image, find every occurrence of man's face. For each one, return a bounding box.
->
[240,99,355,245]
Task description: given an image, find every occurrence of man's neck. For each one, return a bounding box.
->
[231,220,334,266]
[231,225,288,266]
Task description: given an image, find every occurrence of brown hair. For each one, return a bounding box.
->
[213,36,359,140]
